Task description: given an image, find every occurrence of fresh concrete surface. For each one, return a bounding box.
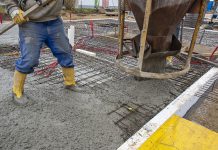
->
[185,80,218,133]
[0,21,176,149]
[1,19,215,150]
[0,67,175,150]
[0,23,19,45]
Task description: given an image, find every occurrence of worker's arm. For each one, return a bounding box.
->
[0,0,28,24]
[0,0,18,15]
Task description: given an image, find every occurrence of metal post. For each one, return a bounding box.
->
[186,0,207,66]
[180,19,184,43]
[118,0,125,58]
[138,0,152,70]
[199,29,205,44]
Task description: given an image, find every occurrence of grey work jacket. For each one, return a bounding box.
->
[0,0,63,22]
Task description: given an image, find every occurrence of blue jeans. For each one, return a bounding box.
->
[16,18,74,74]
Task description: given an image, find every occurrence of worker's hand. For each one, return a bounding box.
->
[11,9,28,25]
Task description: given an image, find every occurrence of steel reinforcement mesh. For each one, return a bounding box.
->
[0,19,214,89]
[0,19,215,141]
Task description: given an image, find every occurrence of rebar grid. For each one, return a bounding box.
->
[64,19,218,49]
[0,19,216,143]
[181,27,218,47]
[0,56,17,71]
[0,19,215,90]
[0,45,211,90]
[195,74,218,103]
[25,50,128,88]
[64,19,139,39]
[170,65,211,94]
[107,100,171,141]
[75,36,119,55]
[106,60,211,141]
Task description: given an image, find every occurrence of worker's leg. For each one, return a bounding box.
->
[13,22,45,104]
[45,18,78,90]
[16,22,45,73]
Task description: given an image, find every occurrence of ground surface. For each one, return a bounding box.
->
[0,17,217,149]
[0,24,18,45]
[0,67,176,150]
[0,22,175,149]
[0,67,124,150]
[186,79,218,132]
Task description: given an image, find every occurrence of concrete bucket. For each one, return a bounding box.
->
[117,0,205,79]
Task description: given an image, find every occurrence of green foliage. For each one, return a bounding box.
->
[95,0,100,9]
[74,8,98,14]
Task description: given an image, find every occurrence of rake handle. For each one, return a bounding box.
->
[0,0,54,35]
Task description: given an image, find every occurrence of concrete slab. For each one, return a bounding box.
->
[0,23,18,45]
[118,67,218,150]
[0,66,176,149]
[185,75,218,132]
[0,18,216,150]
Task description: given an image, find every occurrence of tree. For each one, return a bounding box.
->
[95,0,100,10]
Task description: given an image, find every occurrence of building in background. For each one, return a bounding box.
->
[102,0,109,8]
[207,0,215,11]
[77,0,118,9]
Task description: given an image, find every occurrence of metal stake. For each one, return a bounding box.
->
[138,0,152,70]
[118,0,125,58]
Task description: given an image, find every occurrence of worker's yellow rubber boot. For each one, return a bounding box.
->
[62,67,83,92]
[62,67,76,86]
[13,70,26,98]
[12,70,29,105]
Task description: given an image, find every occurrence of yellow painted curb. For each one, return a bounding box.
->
[138,115,218,150]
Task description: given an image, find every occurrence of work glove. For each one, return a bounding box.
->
[11,9,28,25]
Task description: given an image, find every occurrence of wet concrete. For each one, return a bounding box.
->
[0,23,19,45]
[0,19,215,149]
[0,67,175,149]
[185,81,218,132]
[0,68,122,149]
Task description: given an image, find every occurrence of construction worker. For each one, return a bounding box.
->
[1,0,79,105]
